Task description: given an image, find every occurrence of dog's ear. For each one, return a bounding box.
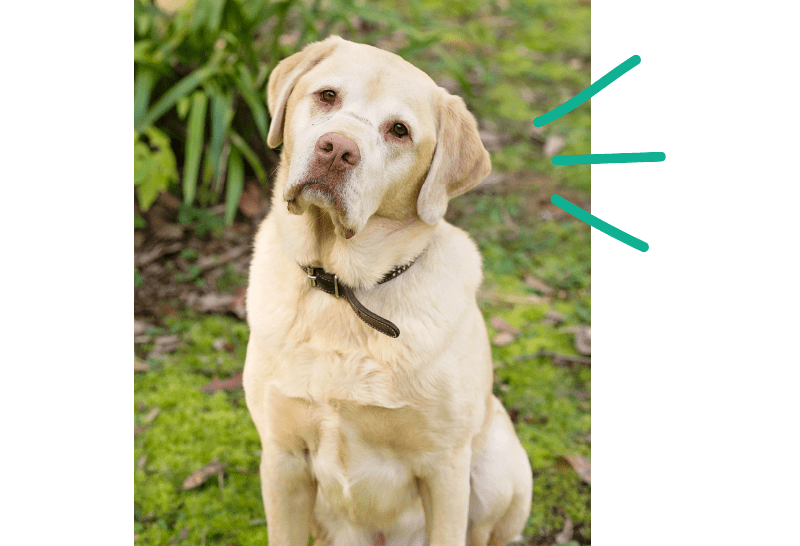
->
[416,90,491,224]
[266,36,343,148]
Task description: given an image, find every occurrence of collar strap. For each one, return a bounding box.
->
[300,258,418,338]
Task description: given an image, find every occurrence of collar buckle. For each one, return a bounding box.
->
[306,266,339,297]
[305,267,317,287]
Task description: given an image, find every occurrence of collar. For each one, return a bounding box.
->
[299,258,419,338]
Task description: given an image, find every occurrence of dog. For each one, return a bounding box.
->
[243,36,533,546]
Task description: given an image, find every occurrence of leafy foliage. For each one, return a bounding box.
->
[134,127,179,211]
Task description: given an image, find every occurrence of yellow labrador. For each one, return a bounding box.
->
[243,36,532,546]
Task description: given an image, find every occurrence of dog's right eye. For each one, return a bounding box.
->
[320,90,337,103]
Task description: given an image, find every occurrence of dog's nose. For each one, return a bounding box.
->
[316,133,360,170]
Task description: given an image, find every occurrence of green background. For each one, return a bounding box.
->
[0,1,798,546]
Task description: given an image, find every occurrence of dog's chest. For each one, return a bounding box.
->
[267,384,438,527]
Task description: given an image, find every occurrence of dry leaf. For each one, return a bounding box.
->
[557,454,591,483]
[149,334,181,359]
[134,320,155,336]
[543,135,566,157]
[143,407,161,424]
[182,458,226,490]
[574,325,591,355]
[479,129,503,151]
[492,332,516,346]
[193,292,235,313]
[195,246,249,271]
[134,231,146,249]
[238,181,264,218]
[201,372,243,394]
[554,513,574,544]
[524,274,555,296]
[543,309,566,325]
[489,316,521,335]
[230,286,247,320]
[134,425,149,436]
[478,290,545,305]
[475,172,505,190]
[134,358,149,373]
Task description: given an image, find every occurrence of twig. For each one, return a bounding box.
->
[513,349,591,366]
[135,241,184,268]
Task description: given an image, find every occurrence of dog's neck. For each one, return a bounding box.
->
[275,202,435,291]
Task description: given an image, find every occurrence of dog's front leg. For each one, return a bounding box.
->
[418,447,472,546]
[260,441,316,545]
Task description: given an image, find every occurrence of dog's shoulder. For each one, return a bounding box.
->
[422,220,483,295]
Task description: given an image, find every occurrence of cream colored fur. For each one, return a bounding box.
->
[243,36,533,546]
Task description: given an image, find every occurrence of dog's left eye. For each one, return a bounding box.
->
[391,123,408,137]
[320,90,337,103]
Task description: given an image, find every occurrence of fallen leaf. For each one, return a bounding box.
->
[195,246,249,271]
[134,320,155,336]
[435,77,459,94]
[137,453,147,470]
[134,231,146,249]
[475,172,505,190]
[238,181,264,218]
[492,332,516,346]
[134,425,149,436]
[556,454,591,483]
[479,129,503,151]
[149,334,181,359]
[135,241,183,268]
[134,358,149,373]
[489,315,521,335]
[154,223,185,240]
[156,191,182,210]
[183,458,226,490]
[574,325,591,355]
[543,135,566,157]
[229,286,247,320]
[143,407,161,424]
[193,292,235,313]
[478,290,546,305]
[524,274,555,296]
[201,372,243,393]
[554,513,574,544]
[543,309,566,325]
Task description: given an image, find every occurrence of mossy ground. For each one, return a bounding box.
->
[136,0,589,543]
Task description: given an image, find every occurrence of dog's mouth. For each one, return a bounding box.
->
[285,178,357,239]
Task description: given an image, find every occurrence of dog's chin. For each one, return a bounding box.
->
[285,184,358,239]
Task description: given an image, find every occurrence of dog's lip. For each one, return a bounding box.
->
[286,180,359,239]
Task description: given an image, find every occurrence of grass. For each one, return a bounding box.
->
[135,0,590,543]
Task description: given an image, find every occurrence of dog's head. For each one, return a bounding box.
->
[267,36,490,239]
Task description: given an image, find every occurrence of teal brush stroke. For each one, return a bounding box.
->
[553,152,666,165]
[550,194,649,252]
[533,55,641,127]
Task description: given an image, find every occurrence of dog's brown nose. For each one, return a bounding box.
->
[316,133,360,170]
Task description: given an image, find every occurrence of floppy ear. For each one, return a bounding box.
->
[416,90,492,224]
[266,36,344,149]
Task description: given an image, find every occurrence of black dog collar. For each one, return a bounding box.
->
[299,260,417,338]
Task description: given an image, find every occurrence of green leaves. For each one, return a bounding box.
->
[224,147,244,225]
[182,91,208,205]
[134,63,220,132]
[134,128,178,211]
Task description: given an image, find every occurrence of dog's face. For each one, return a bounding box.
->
[267,37,491,239]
